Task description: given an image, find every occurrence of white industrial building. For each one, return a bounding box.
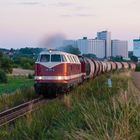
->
[97,31,111,58]
[88,39,105,58]
[133,39,140,58]
[77,38,105,58]
[112,40,128,58]
[63,31,128,59]
[77,38,88,54]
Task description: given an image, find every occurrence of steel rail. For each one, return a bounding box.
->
[0,97,46,127]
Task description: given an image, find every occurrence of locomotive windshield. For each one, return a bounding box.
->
[39,54,66,62]
[51,54,61,62]
[40,54,50,62]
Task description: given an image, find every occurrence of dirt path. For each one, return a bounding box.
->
[132,72,140,91]
[10,68,34,76]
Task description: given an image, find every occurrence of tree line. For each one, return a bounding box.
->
[0,46,139,83]
[0,51,13,83]
[0,48,42,83]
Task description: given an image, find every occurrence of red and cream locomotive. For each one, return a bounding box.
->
[34,50,83,95]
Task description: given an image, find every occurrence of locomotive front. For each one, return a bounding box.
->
[34,50,82,96]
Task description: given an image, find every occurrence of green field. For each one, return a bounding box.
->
[0,76,35,112]
[1,71,140,140]
[0,76,34,94]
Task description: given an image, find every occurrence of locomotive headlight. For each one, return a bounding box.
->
[57,76,62,80]
[38,76,43,80]
[35,76,43,80]
[49,49,52,53]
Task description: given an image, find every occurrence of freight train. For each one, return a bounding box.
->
[34,50,136,96]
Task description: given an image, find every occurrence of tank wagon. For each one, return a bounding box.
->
[34,50,136,96]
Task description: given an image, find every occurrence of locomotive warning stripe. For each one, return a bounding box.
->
[35,73,85,81]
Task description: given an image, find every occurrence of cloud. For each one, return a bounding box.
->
[52,2,76,7]
[76,14,95,17]
[74,6,91,11]
[19,2,41,5]
[61,14,95,18]
[61,14,72,17]
[129,0,139,5]
[131,0,138,3]
[51,2,91,12]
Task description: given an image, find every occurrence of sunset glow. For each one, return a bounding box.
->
[0,0,140,50]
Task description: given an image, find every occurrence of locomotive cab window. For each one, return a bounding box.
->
[40,54,50,62]
[51,54,66,62]
[51,54,61,62]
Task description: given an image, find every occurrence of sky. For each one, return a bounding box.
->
[0,0,140,50]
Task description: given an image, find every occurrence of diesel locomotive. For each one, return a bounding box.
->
[34,50,136,96]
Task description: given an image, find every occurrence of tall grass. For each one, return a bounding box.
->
[0,76,35,112]
[1,71,140,140]
[0,87,36,112]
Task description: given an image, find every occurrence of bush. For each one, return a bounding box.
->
[0,55,13,73]
[19,57,35,70]
[0,70,8,83]
[28,74,34,79]
[135,65,140,71]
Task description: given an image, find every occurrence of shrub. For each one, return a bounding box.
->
[0,57,13,73]
[0,70,8,83]
[28,74,34,79]
[136,65,140,71]
[20,57,35,70]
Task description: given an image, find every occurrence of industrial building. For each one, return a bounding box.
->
[112,40,128,58]
[63,31,128,59]
[77,38,105,58]
[133,39,140,58]
[97,31,111,57]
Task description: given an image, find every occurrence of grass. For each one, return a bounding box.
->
[0,71,140,140]
[0,87,36,112]
[0,76,34,94]
[0,76,36,112]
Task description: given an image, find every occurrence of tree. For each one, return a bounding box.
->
[0,51,3,58]
[19,57,35,69]
[0,69,7,83]
[13,47,43,60]
[0,57,13,73]
[0,51,13,73]
[111,56,123,62]
[83,54,97,59]
[130,56,138,62]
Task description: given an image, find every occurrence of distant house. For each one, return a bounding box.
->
[6,48,15,57]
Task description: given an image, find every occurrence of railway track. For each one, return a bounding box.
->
[0,97,46,127]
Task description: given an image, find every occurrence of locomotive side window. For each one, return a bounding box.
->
[76,57,80,63]
[70,56,74,62]
[67,55,72,62]
[40,54,50,62]
[65,55,69,62]
[74,56,79,63]
[72,56,76,63]
[62,55,67,62]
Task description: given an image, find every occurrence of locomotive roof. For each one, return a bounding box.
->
[40,50,77,57]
